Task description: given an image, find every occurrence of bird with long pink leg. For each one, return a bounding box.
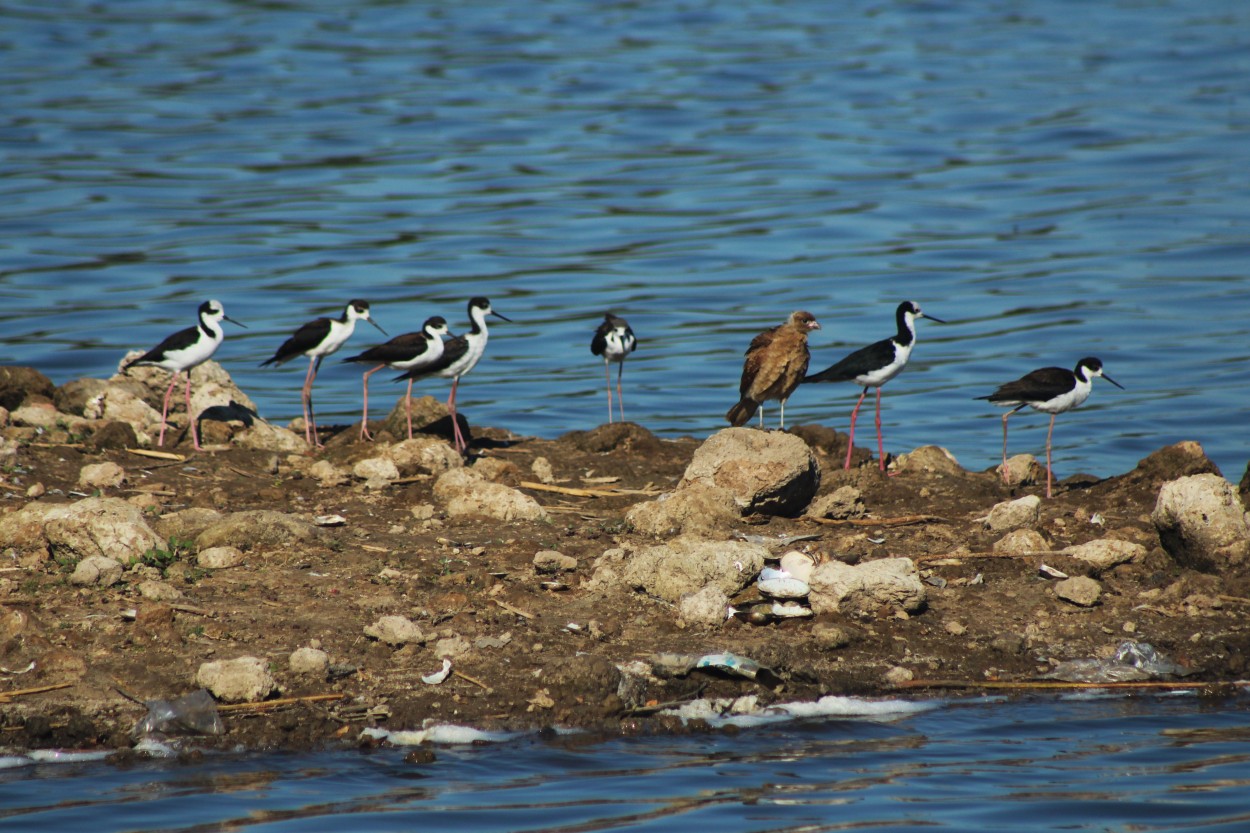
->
[262,300,386,448]
[341,316,449,441]
[978,356,1123,498]
[803,300,944,472]
[122,299,245,451]
[394,297,509,454]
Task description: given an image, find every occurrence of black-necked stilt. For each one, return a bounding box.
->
[261,299,386,448]
[804,300,945,471]
[122,299,245,451]
[726,310,821,430]
[977,356,1124,498]
[394,297,510,454]
[590,313,637,424]
[341,315,449,441]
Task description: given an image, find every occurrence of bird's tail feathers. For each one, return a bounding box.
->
[726,398,759,427]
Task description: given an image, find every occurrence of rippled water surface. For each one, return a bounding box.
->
[5,695,1250,832]
[3,3,1250,824]
[2,0,1248,476]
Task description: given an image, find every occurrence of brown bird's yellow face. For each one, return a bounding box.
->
[789,310,821,331]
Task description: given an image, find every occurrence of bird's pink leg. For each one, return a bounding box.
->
[616,362,626,424]
[843,389,868,469]
[1045,413,1056,499]
[157,373,178,447]
[1000,413,1011,484]
[447,376,464,452]
[604,361,613,425]
[405,379,415,439]
[303,357,321,448]
[874,387,886,472]
[360,365,384,441]
[185,373,201,451]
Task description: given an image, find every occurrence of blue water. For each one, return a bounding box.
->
[4,695,1250,832]
[2,0,1248,478]
[3,1,1250,825]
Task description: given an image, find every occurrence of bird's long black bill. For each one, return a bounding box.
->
[1104,373,1125,390]
[922,313,948,324]
[225,315,248,328]
[492,311,513,323]
[369,318,389,337]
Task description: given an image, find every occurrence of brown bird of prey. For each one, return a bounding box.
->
[726,310,821,429]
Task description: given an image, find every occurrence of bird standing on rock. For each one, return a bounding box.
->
[261,299,386,448]
[591,313,637,424]
[804,300,945,472]
[341,315,450,441]
[394,297,510,454]
[123,299,245,452]
[977,356,1124,498]
[726,310,820,429]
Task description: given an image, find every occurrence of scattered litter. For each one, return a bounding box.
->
[1039,564,1069,580]
[756,567,810,599]
[133,738,178,758]
[1045,641,1195,683]
[421,658,453,685]
[0,661,35,675]
[662,694,936,728]
[867,537,886,545]
[924,575,947,588]
[769,601,813,618]
[25,749,113,764]
[314,514,347,527]
[132,688,223,738]
[734,532,821,548]
[651,651,775,681]
[1090,512,1106,526]
[968,573,984,586]
[696,652,764,680]
[361,723,519,746]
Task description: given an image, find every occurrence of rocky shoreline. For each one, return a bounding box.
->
[1,361,1249,754]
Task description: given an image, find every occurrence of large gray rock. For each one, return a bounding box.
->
[195,510,319,552]
[680,428,820,515]
[983,495,1041,533]
[1152,473,1250,571]
[809,557,926,615]
[433,468,548,522]
[619,537,768,603]
[387,437,463,475]
[69,555,124,587]
[364,615,426,646]
[42,497,163,563]
[625,483,740,537]
[1063,538,1146,574]
[196,656,276,703]
[1054,576,1102,607]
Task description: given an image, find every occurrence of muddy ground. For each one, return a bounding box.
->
[3,402,1250,754]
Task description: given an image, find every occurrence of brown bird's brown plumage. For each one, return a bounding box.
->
[726,310,821,429]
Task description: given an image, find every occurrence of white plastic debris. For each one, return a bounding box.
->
[421,658,453,685]
[757,567,810,599]
[770,601,813,618]
[663,694,936,728]
[361,723,519,746]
